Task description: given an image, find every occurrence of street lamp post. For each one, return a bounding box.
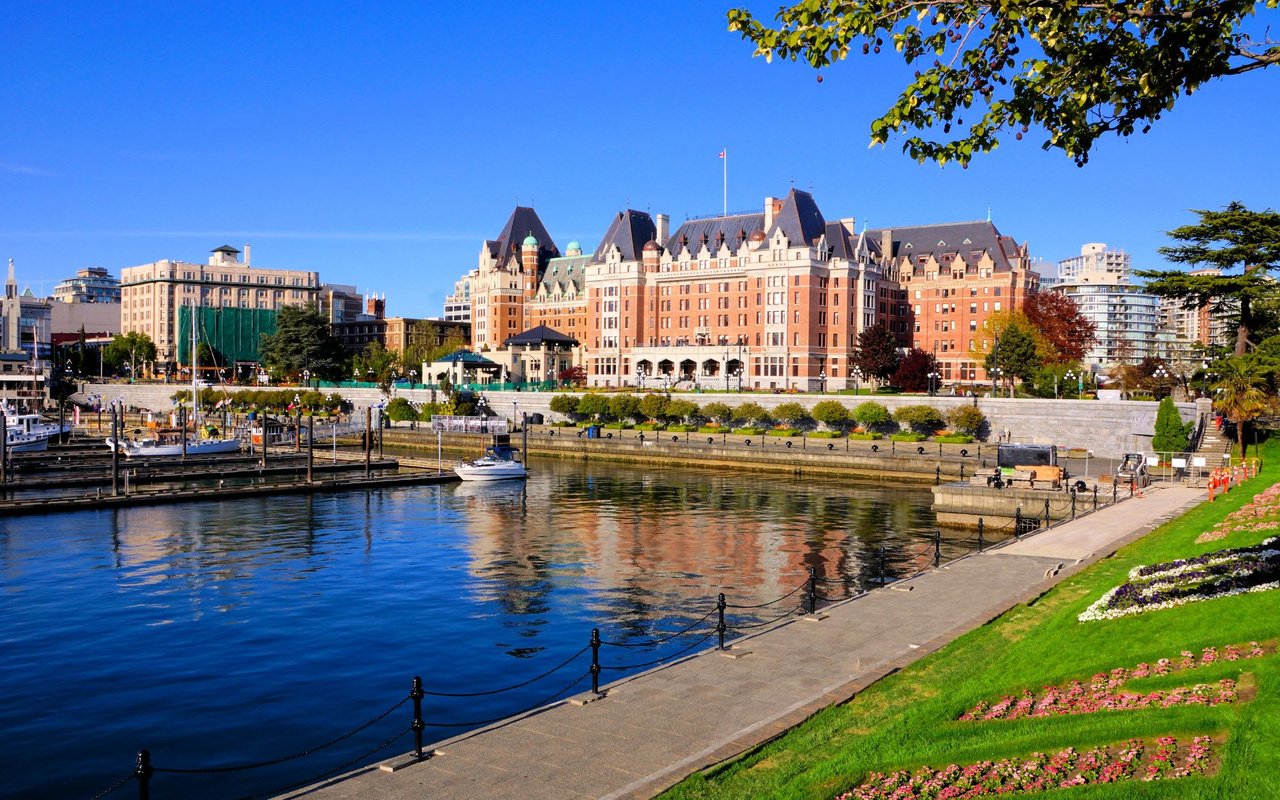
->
[818,369,826,394]
[990,367,1002,397]
[852,367,862,396]
[1065,370,1076,401]
[927,370,939,397]
[1153,365,1170,399]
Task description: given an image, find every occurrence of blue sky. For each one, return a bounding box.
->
[2,2,1277,317]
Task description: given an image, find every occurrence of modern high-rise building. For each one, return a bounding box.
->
[451,191,1036,390]
[119,245,320,370]
[1058,243,1130,284]
[1052,243,1160,368]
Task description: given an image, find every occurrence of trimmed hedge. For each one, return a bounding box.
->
[889,432,927,442]
[807,431,844,439]
[848,432,883,440]
[934,434,975,444]
[732,427,766,436]
[766,428,801,437]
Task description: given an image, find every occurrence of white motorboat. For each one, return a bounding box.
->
[454,444,527,481]
[5,427,48,453]
[4,413,72,444]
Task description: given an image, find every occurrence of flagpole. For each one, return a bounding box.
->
[722,147,727,215]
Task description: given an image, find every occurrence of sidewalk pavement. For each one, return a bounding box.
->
[284,484,1206,800]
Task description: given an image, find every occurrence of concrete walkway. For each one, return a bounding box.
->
[285,484,1205,800]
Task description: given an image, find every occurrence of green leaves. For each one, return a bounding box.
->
[727,0,1274,166]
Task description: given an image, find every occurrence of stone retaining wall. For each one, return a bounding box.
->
[72,383,1206,460]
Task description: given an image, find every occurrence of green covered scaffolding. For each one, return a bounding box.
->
[177,306,278,366]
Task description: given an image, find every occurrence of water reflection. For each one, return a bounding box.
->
[0,457,968,800]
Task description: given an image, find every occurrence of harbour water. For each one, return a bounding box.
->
[0,457,968,799]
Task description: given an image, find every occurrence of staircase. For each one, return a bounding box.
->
[1194,415,1233,476]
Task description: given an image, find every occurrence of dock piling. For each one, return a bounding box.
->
[111,406,120,497]
[134,749,153,800]
[365,408,372,479]
[411,676,426,760]
[307,415,314,484]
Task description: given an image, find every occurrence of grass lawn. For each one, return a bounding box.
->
[661,442,1280,800]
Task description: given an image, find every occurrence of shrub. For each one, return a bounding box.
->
[811,400,850,431]
[848,431,882,440]
[894,404,944,434]
[889,431,927,442]
[666,399,700,425]
[934,433,975,444]
[808,430,843,438]
[767,428,801,437]
[385,397,416,424]
[634,421,665,431]
[602,421,634,430]
[731,402,770,426]
[698,425,724,434]
[853,400,892,429]
[732,427,766,436]
[666,424,697,432]
[946,405,987,436]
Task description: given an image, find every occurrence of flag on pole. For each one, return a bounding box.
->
[718,150,725,158]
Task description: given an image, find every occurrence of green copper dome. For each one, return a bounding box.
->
[566,239,581,252]
[522,234,539,247]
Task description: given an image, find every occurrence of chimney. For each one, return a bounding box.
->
[840,217,856,236]
[880,229,893,263]
[763,196,777,231]
[655,213,669,246]
[243,244,251,266]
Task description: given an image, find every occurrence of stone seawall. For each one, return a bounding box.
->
[72,383,1206,460]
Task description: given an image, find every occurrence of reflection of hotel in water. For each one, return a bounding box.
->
[452,469,927,608]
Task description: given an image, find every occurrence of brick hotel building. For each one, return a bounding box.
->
[455,190,1037,390]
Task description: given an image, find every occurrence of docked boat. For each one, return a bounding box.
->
[4,413,72,444]
[108,429,242,457]
[454,444,527,481]
[5,427,49,453]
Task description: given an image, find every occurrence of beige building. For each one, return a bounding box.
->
[120,245,320,369]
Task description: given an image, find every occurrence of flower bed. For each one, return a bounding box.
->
[834,736,1214,799]
[1198,482,1280,543]
[1078,538,1280,621]
[959,642,1265,722]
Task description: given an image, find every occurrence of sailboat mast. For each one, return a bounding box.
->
[191,308,198,428]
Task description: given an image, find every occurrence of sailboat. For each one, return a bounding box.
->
[105,310,242,457]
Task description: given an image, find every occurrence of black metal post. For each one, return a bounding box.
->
[590,628,601,694]
[295,410,302,453]
[1112,481,1117,504]
[1094,485,1099,511]
[935,465,941,485]
[135,749,153,800]
[716,592,727,650]
[411,676,425,760]
[977,518,985,552]
[960,462,965,481]
[933,530,942,568]
[111,406,120,496]
[1043,498,1050,528]
[806,568,817,614]
[307,414,314,484]
[1071,491,1076,519]
[878,546,886,586]
[1014,507,1022,538]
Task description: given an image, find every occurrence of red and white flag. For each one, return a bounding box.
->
[718,149,725,158]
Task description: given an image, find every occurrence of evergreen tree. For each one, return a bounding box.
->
[1138,202,1280,356]
[984,322,1040,392]
[1151,397,1190,453]
[258,304,348,381]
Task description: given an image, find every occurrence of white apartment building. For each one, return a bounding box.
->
[1058,242,1130,284]
[120,245,320,369]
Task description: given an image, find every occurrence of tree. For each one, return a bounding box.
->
[1151,396,1190,453]
[577,394,609,422]
[104,331,156,379]
[856,323,900,382]
[773,401,812,428]
[1023,292,1096,364]
[984,321,1040,392]
[811,400,850,431]
[385,397,416,426]
[892,348,938,393]
[639,393,670,422]
[894,404,944,434]
[607,394,642,423]
[352,341,399,387]
[728,2,1280,167]
[1213,357,1274,458]
[702,401,734,426]
[559,366,587,387]
[549,394,581,421]
[731,402,770,427]
[258,305,348,381]
[947,405,986,436]
[1138,202,1280,356]
[666,399,701,424]
[852,400,893,430]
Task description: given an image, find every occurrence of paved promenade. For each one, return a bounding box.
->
[286,484,1205,800]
